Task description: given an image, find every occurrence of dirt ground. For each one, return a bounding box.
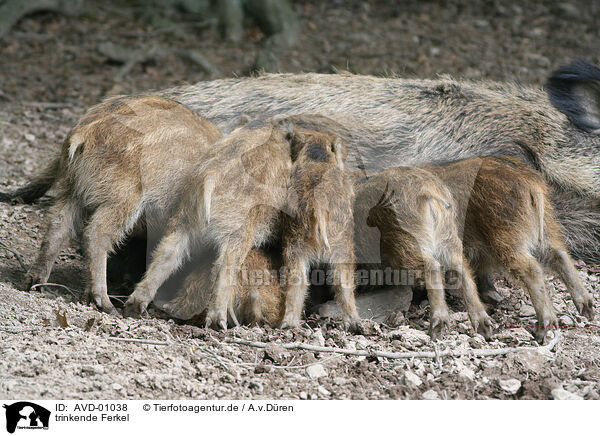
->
[1,0,599,400]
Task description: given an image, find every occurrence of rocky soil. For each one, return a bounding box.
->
[1,0,599,400]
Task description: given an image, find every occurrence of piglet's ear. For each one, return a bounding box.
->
[332,137,346,170]
[271,116,296,141]
[546,60,600,133]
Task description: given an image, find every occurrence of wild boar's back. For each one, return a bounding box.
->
[161,74,565,172]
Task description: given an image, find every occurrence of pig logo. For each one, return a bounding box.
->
[2,402,50,433]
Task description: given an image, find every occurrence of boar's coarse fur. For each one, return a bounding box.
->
[423,156,594,342]
[21,95,222,314]
[154,60,600,263]
[354,168,492,339]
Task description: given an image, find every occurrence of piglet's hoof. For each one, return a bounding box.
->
[470,311,494,340]
[23,271,44,292]
[579,299,595,321]
[84,290,118,315]
[280,315,301,330]
[429,310,450,340]
[123,295,150,318]
[205,309,228,330]
[534,314,558,344]
[342,315,362,334]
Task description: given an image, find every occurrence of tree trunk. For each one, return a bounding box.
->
[0,0,82,41]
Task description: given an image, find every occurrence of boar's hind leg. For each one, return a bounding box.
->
[83,203,140,315]
[25,193,80,291]
[331,260,361,332]
[507,252,558,343]
[546,247,594,321]
[124,222,192,317]
[453,258,493,339]
[422,254,451,339]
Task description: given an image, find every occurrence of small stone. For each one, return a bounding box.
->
[333,377,347,385]
[306,364,327,379]
[249,379,264,393]
[451,312,469,323]
[512,349,548,374]
[457,322,470,333]
[388,326,430,344]
[111,383,123,391]
[263,343,286,363]
[519,304,536,317]
[496,327,533,345]
[310,330,326,347]
[499,378,521,395]
[458,366,476,381]
[299,391,308,400]
[24,133,35,142]
[469,335,486,348]
[422,390,439,400]
[403,371,422,387]
[457,334,471,343]
[551,388,583,400]
[355,336,370,350]
[81,364,105,375]
[582,385,600,400]
[317,385,331,396]
[254,362,272,374]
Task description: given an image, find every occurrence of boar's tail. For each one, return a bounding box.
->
[420,189,452,210]
[200,172,216,225]
[228,295,240,327]
[315,207,330,252]
[531,190,545,246]
[0,156,60,203]
[419,187,453,246]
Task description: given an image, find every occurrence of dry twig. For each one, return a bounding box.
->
[29,282,79,298]
[0,240,27,272]
[107,329,563,361]
[225,331,563,360]
[107,337,173,346]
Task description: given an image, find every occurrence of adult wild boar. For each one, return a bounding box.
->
[157,60,600,263]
